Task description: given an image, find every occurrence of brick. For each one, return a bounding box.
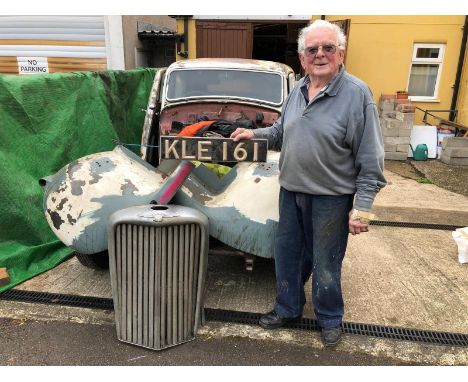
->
[380,118,400,137]
[384,136,411,145]
[440,155,468,166]
[379,103,395,114]
[396,104,416,113]
[442,137,468,149]
[380,111,396,119]
[397,144,410,153]
[384,143,397,152]
[0,267,10,287]
[384,117,403,130]
[382,126,399,137]
[441,147,468,158]
[395,111,415,123]
[398,126,412,137]
[385,151,408,161]
[395,99,412,105]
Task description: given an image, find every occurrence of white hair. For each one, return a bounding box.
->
[297,19,347,54]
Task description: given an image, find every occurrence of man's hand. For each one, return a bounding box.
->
[349,209,373,235]
[230,128,255,142]
[349,218,369,235]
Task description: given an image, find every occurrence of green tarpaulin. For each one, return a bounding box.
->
[0,68,157,292]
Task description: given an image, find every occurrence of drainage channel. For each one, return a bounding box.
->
[370,220,462,231]
[1,289,467,347]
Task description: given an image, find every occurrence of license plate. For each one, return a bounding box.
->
[160,136,268,162]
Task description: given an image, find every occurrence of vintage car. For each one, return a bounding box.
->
[41,58,297,269]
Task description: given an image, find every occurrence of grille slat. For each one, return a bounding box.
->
[121,224,127,341]
[188,224,195,338]
[132,225,138,344]
[160,226,167,349]
[168,225,174,346]
[137,225,143,346]
[145,226,151,348]
[172,225,178,344]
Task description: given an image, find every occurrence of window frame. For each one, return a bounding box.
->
[407,43,445,102]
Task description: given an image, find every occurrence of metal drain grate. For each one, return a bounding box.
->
[0,289,114,310]
[370,220,462,231]
[204,308,468,347]
[1,290,467,347]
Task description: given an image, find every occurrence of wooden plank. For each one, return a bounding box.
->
[0,267,10,287]
[438,118,468,132]
[47,57,107,64]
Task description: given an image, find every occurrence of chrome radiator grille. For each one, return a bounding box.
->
[108,205,208,351]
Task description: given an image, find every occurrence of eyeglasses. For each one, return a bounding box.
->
[304,44,338,57]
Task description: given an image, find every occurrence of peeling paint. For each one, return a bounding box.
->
[47,209,64,230]
[67,214,76,225]
[120,179,139,196]
[89,157,116,185]
[70,180,86,196]
[56,182,68,193]
[42,146,168,254]
[66,161,82,180]
[56,198,68,211]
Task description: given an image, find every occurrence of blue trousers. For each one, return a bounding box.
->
[273,187,353,329]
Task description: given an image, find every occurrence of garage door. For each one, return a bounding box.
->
[196,21,253,58]
[0,15,107,75]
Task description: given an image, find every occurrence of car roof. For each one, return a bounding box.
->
[167,58,294,76]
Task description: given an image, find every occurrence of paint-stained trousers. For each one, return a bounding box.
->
[273,187,354,329]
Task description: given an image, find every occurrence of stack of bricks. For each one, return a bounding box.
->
[378,95,415,161]
[440,137,468,166]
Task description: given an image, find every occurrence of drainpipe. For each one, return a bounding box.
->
[178,16,189,58]
[183,16,189,57]
[174,15,190,59]
[450,15,468,121]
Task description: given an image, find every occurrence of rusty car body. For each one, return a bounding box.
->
[41,58,297,268]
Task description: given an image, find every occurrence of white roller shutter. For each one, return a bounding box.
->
[0,15,108,74]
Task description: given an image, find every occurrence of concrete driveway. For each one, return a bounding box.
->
[0,169,467,365]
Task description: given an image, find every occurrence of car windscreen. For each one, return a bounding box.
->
[166,69,283,104]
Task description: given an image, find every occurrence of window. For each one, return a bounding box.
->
[407,43,445,100]
[166,69,284,105]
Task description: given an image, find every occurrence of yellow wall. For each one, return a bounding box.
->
[323,16,465,124]
[176,18,197,60]
[456,38,468,126]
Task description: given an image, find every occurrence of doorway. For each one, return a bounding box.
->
[252,23,306,74]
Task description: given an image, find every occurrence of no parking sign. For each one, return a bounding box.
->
[17,57,49,75]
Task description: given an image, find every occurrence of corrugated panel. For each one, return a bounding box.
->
[0,15,107,74]
[196,21,253,59]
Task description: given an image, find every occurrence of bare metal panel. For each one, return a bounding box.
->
[108,204,209,350]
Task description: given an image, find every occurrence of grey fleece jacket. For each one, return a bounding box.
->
[253,66,386,211]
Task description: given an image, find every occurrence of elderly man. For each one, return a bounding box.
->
[231,20,386,347]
